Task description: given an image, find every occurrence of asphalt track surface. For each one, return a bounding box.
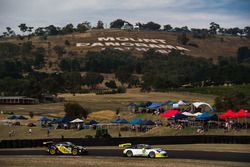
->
[0,149,249,162]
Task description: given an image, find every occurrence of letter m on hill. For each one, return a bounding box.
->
[98,37,115,41]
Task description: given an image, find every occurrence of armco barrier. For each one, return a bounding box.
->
[0,135,249,148]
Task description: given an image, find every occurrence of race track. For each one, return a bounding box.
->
[0,149,249,162]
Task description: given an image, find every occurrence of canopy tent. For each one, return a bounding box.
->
[140,120,155,125]
[7,115,27,120]
[70,118,84,123]
[7,115,18,120]
[39,117,51,122]
[128,103,137,107]
[17,115,28,120]
[193,112,202,116]
[160,109,180,118]
[169,113,188,120]
[51,117,71,124]
[209,114,224,121]
[192,102,213,112]
[182,112,196,117]
[173,100,188,108]
[196,112,211,120]
[111,118,128,124]
[87,120,99,125]
[147,102,162,109]
[219,110,238,119]
[129,118,143,125]
[236,109,250,118]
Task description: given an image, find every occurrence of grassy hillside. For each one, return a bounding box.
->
[1,29,250,62]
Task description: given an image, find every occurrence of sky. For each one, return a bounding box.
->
[0,0,250,34]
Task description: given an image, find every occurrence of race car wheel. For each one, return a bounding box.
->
[72,148,78,156]
[49,148,56,155]
[149,152,155,158]
[126,151,133,157]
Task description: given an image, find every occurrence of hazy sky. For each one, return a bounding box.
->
[0,0,250,34]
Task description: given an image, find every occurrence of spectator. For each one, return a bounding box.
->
[28,128,32,135]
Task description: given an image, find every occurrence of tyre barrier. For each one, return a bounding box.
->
[0,135,249,148]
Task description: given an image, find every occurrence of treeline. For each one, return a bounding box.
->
[1,20,250,39]
[1,40,250,97]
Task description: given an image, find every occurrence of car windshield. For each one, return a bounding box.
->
[65,142,75,146]
[137,144,152,149]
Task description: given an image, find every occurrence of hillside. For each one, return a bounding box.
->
[1,29,250,62]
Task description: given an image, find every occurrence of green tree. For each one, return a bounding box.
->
[53,45,65,58]
[163,24,172,31]
[96,20,104,29]
[64,103,89,120]
[76,22,91,32]
[142,21,161,31]
[18,23,28,35]
[105,80,117,89]
[83,72,104,89]
[177,33,189,45]
[62,24,74,34]
[209,22,220,35]
[110,19,128,28]
[115,66,133,85]
[34,47,45,69]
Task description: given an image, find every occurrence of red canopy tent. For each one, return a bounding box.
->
[236,109,250,118]
[160,109,180,118]
[219,110,238,119]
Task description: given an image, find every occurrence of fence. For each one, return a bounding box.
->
[0,135,249,148]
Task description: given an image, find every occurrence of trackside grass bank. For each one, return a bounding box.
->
[0,157,248,167]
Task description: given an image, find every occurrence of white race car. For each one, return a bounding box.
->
[120,143,168,158]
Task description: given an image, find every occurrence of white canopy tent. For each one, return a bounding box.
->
[193,112,202,116]
[182,112,196,117]
[70,118,84,123]
[191,102,213,112]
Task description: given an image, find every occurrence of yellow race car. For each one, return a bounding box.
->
[43,141,88,156]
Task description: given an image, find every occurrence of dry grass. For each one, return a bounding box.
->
[0,88,215,116]
[0,156,248,167]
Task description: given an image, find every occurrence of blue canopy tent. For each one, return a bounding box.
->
[87,120,98,125]
[7,115,18,120]
[147,102,162,109]
[17,115,28,120]
[140,120,156,125]
[196,112,211,120]
[39,117,51,122]
[129,118,143,125]
[116,119,129,124]
[52,117,71,124]
[128,103,138,107]
[111,118,120,123]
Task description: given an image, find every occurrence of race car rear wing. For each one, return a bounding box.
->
[43,141,54,146]
[118,143,132,148]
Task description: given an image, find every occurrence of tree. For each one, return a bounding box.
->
[76,22,91,32]
[110,19,128,28]
[105,80,117,89]
[115,66,133,85]
[96,20,104,29]
[237,47,250,63]
[62,24,74,34]
[18,23,28,35]
[45,25,59,35]
[35,27,46,36]
[34,47,45,69]
[21,41,33,54]
[177,33,189,45]
[53,45,65,58]
[142,21,161,31]
[163,24,172,31]
[64,103,89,120]
[83,72,104,89]
[62,72,83,94]
[209,22,220,35]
